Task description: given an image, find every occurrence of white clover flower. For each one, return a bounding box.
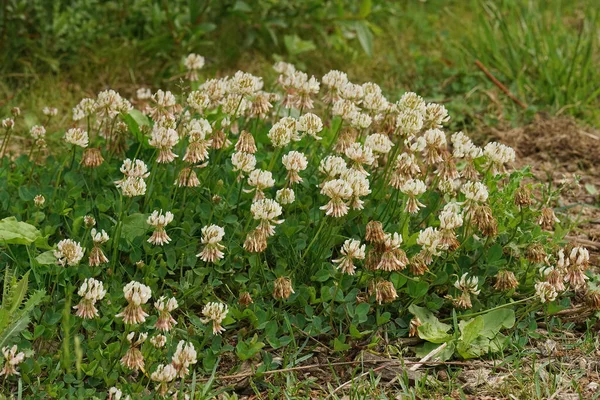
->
[268,117,297,148]
[137,87,152,100]
[149,126,179,163]
[339,82,364,102]
[183,118,213,164]
[397,92,427,116]
[247,169,275,200]
[1,118,14,129]
[424,103,450,129]
[332,99,359,120]
[201,302,229,335]
[34,194,45,207]
[365,133,394,154]
[461,181,489,205]
[116,281,152,324]
[229,71,263,96]
[64,128,89,148]
[119,177,147,197]
[319,155,348,179]
[154,296,178,332]
[276,188,295,205]
[108,387,122,400]
[333,239,365,275]
[282,151,308,184]
[341,168,371,210]
[298,113,323,140]
[273,61,296,76]
[149,89,178,120]
[396,109,424,137]
[535,281,558,303]
[187,90,211,113]
[147,210,174,246]
[451,131,483,159]
[151,364,177,396]
[320,179,353,217]
[0,345,26,377]
[350,112,372,129]
[30,125,46,140]
[400,179,427,214]
[345,142,375,174]
[231,151,256,175]
[119,158,150,179]
[197,225,226,263]
[150,334,167,348]
[439,207,463,230]
[484,142,515,172]
[201,78,228,105]
[73,278,106,319]
[184,53,205,81]
[251,198,284,236]
[322,70,349,89]
[417,227,445,263]
[172,341,197,378]
[454,273,481,295]
[72,98,97,121]
[43,107,58,116]
[54,239,85,267]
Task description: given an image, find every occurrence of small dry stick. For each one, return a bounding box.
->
[409,342,448,371]
[475,60,528,110]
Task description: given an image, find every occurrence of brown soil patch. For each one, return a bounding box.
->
[491,116,600,263]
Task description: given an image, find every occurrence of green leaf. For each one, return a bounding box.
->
[458,316,484,347]
[0,217,41,246]
[236,335,265,361]
[354,21,373,57]
[120,213,148,242]
[409,304,452,344]
[333,335,351,352]
[8,271,29,314]
[358,0,372,18]
[407,280,429,298]
[486,244,503,263]
[283,34,316,56]
[122,110,151,149]
[480,308,515,339]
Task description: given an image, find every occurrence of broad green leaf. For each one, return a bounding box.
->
[458,316,484,347]
[122,110,151,149]
[333,336,351,352]
[409,304,452,344]
[358,0,372,18]
[236,335,265,361]
[9,271,29,314]
[415,341,455,362]
[120,213,148,242]
[480,308,515,339]
[407,280,429,298]
[354,21,373,57]
[0,217,41,246]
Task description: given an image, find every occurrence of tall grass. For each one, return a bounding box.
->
[460,0,599,122]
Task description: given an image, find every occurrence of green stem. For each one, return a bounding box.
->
[441,296,536,322]
[301,216,327,261]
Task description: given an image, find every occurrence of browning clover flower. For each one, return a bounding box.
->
[116,281,152,324]
[73,278,106,319]
[0,346,27,377]
[197,224,226,263]
[147,210,174,246]
[89,229,109,266]
[273,277,294,300]
[332,239,366,275]
[201,302,229,334]
[154,296,178,332]
[183,118,212,164]
[149,125,179,163]
[377,232,408,272]
[120,332,147,371]
[535,281,558,303]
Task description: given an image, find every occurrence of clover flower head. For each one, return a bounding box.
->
[201,302,229,334]
[54,239,85,266]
